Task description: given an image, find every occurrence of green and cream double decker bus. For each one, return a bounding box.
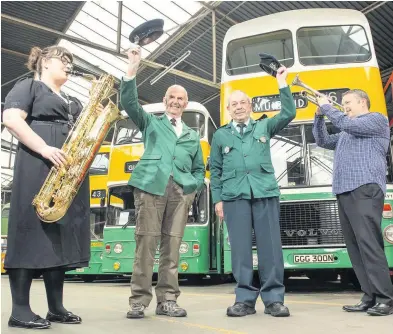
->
[220,8,393,284]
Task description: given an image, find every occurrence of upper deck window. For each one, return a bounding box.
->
[297,25,371,66]
[226,30,294,76]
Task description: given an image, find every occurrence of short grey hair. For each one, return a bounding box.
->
[226,90,251,107]
[342,89,371,109]
[165,84,188,102]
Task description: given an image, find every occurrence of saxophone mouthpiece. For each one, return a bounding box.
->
[66,70,96,81]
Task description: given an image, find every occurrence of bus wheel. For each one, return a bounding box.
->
[215,274,234,284]
[306,272,338,283]
[81,275,96,283]
[340,271,361,291]
[32,272,42,279]
[186,274,205,284]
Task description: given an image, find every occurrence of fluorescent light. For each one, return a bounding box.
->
[150,50,191,85]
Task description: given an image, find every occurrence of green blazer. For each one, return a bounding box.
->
[210,86,296,204]
[119,78,205,196]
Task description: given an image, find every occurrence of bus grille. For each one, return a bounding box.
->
[252,200,345,248]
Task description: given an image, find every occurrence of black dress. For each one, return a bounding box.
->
[3,78,90,270]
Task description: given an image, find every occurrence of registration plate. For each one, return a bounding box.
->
[76,268,85,273]
[91,189,106,198]
[252,88,349,112]
[293,254,335,264]
[125,161,138,173]
[252,92,307,112]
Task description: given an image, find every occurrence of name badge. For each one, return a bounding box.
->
[224,146,230,154]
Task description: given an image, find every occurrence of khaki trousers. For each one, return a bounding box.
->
[129,177,196,306]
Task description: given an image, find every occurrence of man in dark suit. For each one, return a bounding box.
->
[120,44,205,319]
[210,66,296,317]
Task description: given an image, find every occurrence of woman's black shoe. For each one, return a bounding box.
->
[8,315,51,329]
[46,311,82,324]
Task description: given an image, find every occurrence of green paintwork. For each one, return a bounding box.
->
[66,241,104,276]
[101,226,211,274]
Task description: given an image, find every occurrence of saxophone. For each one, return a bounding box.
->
[32,72,122,223]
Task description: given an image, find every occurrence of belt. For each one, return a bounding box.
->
[31,119,69,125]
[31,119,71,135]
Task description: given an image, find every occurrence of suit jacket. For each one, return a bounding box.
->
[119,78,205,196]
[210,86,296,204]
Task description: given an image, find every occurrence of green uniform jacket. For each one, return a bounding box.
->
[119,78,205,196]
[210,86,296,204]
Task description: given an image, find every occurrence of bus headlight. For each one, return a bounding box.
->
[179,242,189,254]
[113,243,123,254]
[383,225,393,244]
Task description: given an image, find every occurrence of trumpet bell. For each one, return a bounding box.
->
[290,73,344,111]
[291,74,301,86]
[129,19,164,46]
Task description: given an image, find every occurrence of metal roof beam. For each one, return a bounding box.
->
[1,47,115,86]
[136,2,221,76]
[1,48,151,106]
[361,1,388,14]
[199,1,239,25]
[1,13,219,89]
[1,138,18,153]
[54,1,85,45]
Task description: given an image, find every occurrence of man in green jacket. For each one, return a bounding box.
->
[210,66,295,318]
[120,44,205,319]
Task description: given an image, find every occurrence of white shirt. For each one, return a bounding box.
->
[166,114,183,137]
[232,118,250,133]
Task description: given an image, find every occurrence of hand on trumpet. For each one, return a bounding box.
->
[126,43,141,77]
[316,93,332,108]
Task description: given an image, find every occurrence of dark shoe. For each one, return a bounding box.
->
[343,301,374,312]
[264,302,290,317]
[46,311,81,324]
[226,302,256,317]
[156,301,187,317]
[8,315,51,329]
[127,303,146,319]
[366,301,393,316]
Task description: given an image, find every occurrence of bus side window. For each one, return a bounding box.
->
[387,139,393,183]
[208,118,216,145]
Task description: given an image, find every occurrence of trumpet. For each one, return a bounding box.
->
[291,74,344,111]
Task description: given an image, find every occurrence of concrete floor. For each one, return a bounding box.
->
[1,276,392,334]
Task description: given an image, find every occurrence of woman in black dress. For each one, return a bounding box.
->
[2,45,91,329]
